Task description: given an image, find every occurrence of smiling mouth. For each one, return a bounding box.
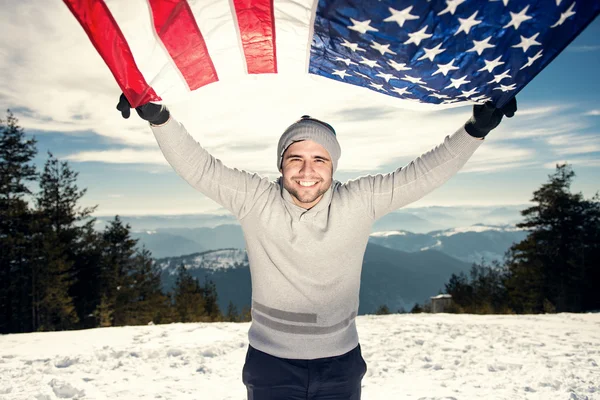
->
[297,181,318,187]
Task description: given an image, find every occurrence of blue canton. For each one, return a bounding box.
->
[309,0,600,107]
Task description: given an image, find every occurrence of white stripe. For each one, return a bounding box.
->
[274,0,318,75]
[188,0,246,81]
[105,0,190,102]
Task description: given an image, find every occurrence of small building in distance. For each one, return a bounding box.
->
[431,294,453,313]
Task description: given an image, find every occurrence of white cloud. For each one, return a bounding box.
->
[545,134,600,155]
[515,105,565,117]
[584,110,600,116]
[64,149,168,164]
[462,144,538,173]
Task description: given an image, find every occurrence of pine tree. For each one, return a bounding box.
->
[71,222,104,328]
[225,301,239,322]
[0,111,37,333]
[127,247,173,325]
[375,304,391,315]
[506,164,600,313]
[239,305,252,322]
[203,277,221,321]
[173,264,206,322]
[31,153,95,331]
[98,216,138,326]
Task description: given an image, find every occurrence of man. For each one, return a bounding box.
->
[117,95,516,400]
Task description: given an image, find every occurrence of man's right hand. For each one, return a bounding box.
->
[116,94,170,125]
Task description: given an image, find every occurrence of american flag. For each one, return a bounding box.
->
[64,0,599,108]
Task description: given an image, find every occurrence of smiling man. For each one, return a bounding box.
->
[117,95,516,400]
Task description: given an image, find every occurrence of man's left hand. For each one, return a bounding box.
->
[465,97,517,138]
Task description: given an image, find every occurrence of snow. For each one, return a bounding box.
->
[420,239,443,251]
[370,231,408,237]
[1,313,599,399]
[434,225,521,237]
[160,249,248,273]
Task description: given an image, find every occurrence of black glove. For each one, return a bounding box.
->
[464,97,517,138]
[116,93,170,125]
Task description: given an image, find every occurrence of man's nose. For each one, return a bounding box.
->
[299,161,314,174]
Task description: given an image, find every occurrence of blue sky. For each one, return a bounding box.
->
[1,2,598,217]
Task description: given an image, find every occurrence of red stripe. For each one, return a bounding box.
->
[148,0,218,91]
[63,0,160,108]
[233,0,277,74]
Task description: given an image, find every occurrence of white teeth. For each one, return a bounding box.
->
[298,181,317,187]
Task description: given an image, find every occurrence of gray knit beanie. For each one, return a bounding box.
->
[277,115,341,173]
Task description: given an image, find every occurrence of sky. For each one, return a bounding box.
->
[1,313,599,399]
[0,2,599,217]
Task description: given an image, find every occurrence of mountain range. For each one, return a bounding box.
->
[96,204,527,233]
[156,244,473,315]
[107,205,530,314]
[133,223,526,264]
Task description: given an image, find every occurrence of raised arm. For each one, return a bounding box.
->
[344,99,517,220]
[116,95,273,220]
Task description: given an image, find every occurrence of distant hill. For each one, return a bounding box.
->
[369,224,527,264]
[138,223,526,265]
[156,245,471,315]
[132,231,204,258]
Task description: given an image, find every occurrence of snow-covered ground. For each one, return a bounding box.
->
[1,313,599,400]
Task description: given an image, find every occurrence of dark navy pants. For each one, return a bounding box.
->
[242,344,367,400]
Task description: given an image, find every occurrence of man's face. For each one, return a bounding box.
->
[280,140,333,209]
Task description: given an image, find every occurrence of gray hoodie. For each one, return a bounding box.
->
[150,118,482,359]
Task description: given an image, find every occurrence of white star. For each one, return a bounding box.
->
[391,87,412,96]
[359,57,380,69]
[551,3,576,28]
[376,72,397,82]
[556,0,563,5]
[438,0,466,16]
[488,69,512,84]
[458,88,479,98]
[388,60,412,71]
[520,50,543,70]
[503,5,533,30]
[332,69,351,79]
[369,82,387,92]
[355,72,371,80]
[455,11,482,35]
[445,75,471,89]
[496,0,510,5]
[430,93,450,99]
[384,6,419,27]
[443,99,460,104]
[335,57,357,67]
[433,59,459,76]
[348,19,379,34]
[478,56,504,73]
[512,32,541,53]
[494,83,517,92]
[340,39,366,52]
[418,43,446,62]
[467,36,495,55]
[472,94,492,102]
[370,41,397,56]
[405,26,433,46]
[420,85,437,92]
[402,75,427,85]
